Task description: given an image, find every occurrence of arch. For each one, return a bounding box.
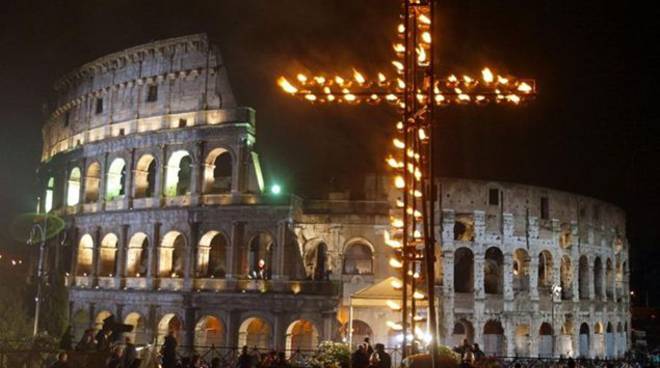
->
[514,324,530,357]
[76,234,94,276]
[84,162,101,203]
[483,320,504,356]
[605,322,615,358]
[538,250,553,289]
[558,320,574,358]
[248,232,274,279]
[159,231,186,277]
[579,256,589,299]
[513,248,530,293]
[106,158,127,201]
[238,317,273,350]
[197,231,228,278]
[72,309,90,342]
[579,323,590,358]
[44,177,55,212]
[126,233,149,277]
[453,216,474,241]
[454,248,474,293]
[195,315,225,347]
[484,247,503,295]
[559,223,572,248]
[343,242,373,276]
[594,257,604,298]
[99,233,118,277]
[134,154,157,198]
[67,167,82,206]
[561,256,573,300]
[158,313,183,345]
[539,323,553,358]
[350,320,373,348]
[203,148,233,194]
[304,241,329,280]
[164,150,192,197]
[95,310,113,330]
[124,312,146,345]
[286,320,319,353]
[593,321,605,358]
[452,319,474,347]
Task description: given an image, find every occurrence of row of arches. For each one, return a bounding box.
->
[74,310,319,353]
[453,247,626,301]
[44,147,234,210]
[451,318,627,358]
[77,231,375,279]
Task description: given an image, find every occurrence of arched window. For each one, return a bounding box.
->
[286,320,319,354]
[159,231,186,277]
[579,323,590,357]
[538,250,553,289]
[239,317,272,351]
[76,234,94,276]
[84,162,101,203]
[248,233,273,279]
[594,257,604,298]
[106,158,126,201]
[539,323,553,357]
[483,320,504,356]
[485,247,503,294]
[343,242,373,275]
[124,312,146,345]
[579,256,589,299]
[67,168,81,206]
[195,315,225,347]
[350,320,373,348]
[164,150,192,197]
[44,177,55,212]
[454,248,474,293]
[134,154,156,198]
[197,231,228,278]
[126,233,149,277]
[99,233,118,277]
[452,319,475,347]
[158,314,182,345]
[203,148,232,194]
[513,249,530,293]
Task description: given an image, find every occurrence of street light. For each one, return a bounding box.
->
[551,283,562,358]
[27,215,48,337]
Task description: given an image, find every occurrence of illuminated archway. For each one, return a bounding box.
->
[514,324,530,357]
[561,256,573,300]
[67,167,82,206]
[126,233,149,277]
[159,231,186,277]
[343,242,373,275]
[304,242,328,280]
[484,247,503,295]
[95,311,113,330]
[84,162,101,203]
[76,234,94,276]
[513,248,530,293]
[238,317,272,350]
[286,320,319,354]
[195,315,225,347]
[158,313,183,345]
[451,319,474,347]
[559,320,574,357]
[106,158,126,200]
[538,250,553,289]
[197,231,228,278]
[483,320,504,356]
[164,150,192,197]
[99,233,118,277]
[203,148,232,194]
[124,312,146,344]
[134,154,156,198]
[350,320,373,348]
[248,233,273,279]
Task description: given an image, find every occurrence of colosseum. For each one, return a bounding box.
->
[35,34,630,359]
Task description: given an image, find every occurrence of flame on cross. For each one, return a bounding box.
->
[277,0,536,360]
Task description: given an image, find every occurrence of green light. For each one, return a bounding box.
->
[271,184,281,195]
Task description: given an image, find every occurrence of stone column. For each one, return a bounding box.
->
[190,141,203,205]
[504,253,514,301]
[474,251,485,300]
[98,152,109,210]
[225,310,240,348]
[529,319,539,357]
[588,257,595,300]
[184,221,199,290]
[232,138,248,194]
[552,255,562,302]
[272,220,289,280]
[115,224,129,287]
[153,145,166,206]
[125,149,136,208]
[183,305,196,353]
[273,312,286,351]
[601,262,608,302]
[92,226,102,285]
[504,318,515,357]
[228,222,245,278]
[442,249,455,345]
[529,255,539,301]
[146,222,160,289]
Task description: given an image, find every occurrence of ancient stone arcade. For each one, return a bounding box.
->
[36,34,630,358]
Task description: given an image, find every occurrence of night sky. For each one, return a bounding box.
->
[0,1,658,303]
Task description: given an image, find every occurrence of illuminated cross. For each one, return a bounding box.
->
[277,0,535,361]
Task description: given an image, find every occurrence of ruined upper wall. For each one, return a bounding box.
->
[42,34,239,161]
[439,177,627,246]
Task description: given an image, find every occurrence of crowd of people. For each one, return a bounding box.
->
[350,338,392,368]
[453,339,486,364]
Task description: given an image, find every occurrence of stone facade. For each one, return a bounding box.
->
[36,34,629,358]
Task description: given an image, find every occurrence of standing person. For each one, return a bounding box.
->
[374,344,391,368]
[272,352,290,368]
[96,327,111,351]
[161,331,178,368]
[351,344,369,368]
[75,329,96,351]
[49,352,70,368]
[123,336,137,368]
[472,343,485,361]
[363,338,374,356]
[237,346,254,368]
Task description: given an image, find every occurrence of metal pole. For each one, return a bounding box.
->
[32,216,48,336]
